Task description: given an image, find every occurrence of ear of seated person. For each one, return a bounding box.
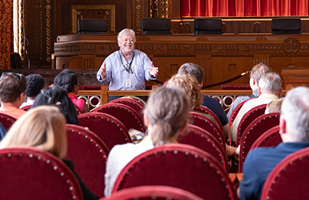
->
[238,87,309,200]
[0,106,98,200]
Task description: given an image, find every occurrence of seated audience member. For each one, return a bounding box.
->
[0,106,98,200]
[166,74,237,156]
[20,74,46,108]
[0,72,27,119]
[177,62,228,129]
[227,63,272,119]
[265,98,284,114]
[239,86,309,200]
[230,72,282,143]
[32,86,78,125]
[54,69,89,113]
[104,87,190,196]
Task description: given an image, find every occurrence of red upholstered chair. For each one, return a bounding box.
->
[193,105,222,130]
[109,97,145,121]
[0,147,82,200]
[250,125,281,150]
[261,147,309,200]
[112,144,237,200]
[92,103,145,132]
[65,124,109,197]
[20,105,32,111]
[188,111,225,152]
[228,99,251,145]
[236,104,267,146]
[178,124,228,171]
[101,186,203,200]
[238,112,280,172]
[78,112,131,150]
[73,103,83,115]
[0,113,16,130]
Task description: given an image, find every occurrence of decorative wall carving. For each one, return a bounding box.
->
[283,38,300,53]
[150,0,158,18]
[45,0,52,62]
[135,0,142,31]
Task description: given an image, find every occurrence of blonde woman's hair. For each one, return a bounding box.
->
[146,87,190,146]
[166,74,203,109]
[0,106,67,159]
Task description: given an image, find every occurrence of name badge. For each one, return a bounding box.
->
[126,79,131,87]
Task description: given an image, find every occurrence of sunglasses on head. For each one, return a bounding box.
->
[1,72,23,81]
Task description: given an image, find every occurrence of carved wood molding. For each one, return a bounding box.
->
[46,0,52,62]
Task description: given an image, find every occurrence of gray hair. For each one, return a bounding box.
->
[177,63,204,84]
[146,86,190,146]
[250,63,272,86]
[259,72,282,93]
[117,28,136,46]
[281,87,309,142]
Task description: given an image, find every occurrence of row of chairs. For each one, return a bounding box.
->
[78,18,301,35]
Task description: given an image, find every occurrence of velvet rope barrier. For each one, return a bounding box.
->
[151,71,250,89]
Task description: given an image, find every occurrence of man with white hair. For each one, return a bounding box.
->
[96,28,158,100]
[230,72,282,143]
[239,86,309,200]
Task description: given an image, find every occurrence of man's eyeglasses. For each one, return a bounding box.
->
[1,72,23,81]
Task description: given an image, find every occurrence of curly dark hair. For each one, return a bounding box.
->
[25,74,45,97]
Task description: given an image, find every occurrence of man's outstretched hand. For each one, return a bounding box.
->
[100,63,106,79]
[149,62,158,78]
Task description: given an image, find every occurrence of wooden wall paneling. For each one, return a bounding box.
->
[145,56,195,85]
[25,0,45,66]
[211,57,253,89]
[254,54,270,66]
[196,55,212,86]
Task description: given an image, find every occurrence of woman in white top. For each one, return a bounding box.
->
[104,86,190,196]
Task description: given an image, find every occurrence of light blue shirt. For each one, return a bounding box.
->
[96,49,156,90]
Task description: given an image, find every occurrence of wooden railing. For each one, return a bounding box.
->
[77,85,286,111]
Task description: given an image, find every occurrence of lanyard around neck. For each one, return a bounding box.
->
[118,50,135,74]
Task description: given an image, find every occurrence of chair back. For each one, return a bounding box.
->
[250,125,281,150]
[102,186,203,200]
[236,104,267,146]
[109,97,145,120]
[78,19,107,34]
[178,124,228,171]
[65,124,109,197]
[142,18,171,35]
[20,105,32,111]
[92,103,145,132]
[113,144,236,200]
[261,147,309,200]
[78,112,131,150]
[194,18,222,35]
[193,105,222,130]
[0,147,83,200]
[73,103,83,115]
[238,112,280,172]
[229,98,251,125]
[0,113,17,130]
[188,112,225,151]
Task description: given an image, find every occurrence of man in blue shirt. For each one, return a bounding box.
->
[96,28,158,99]
[239,86,309,200]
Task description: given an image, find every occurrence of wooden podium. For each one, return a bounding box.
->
[281,69,309,90]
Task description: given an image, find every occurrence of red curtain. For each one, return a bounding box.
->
[181,0,309,17]
[0,0,13,69]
